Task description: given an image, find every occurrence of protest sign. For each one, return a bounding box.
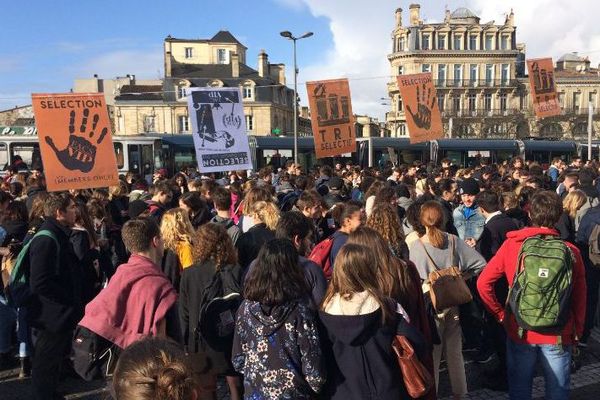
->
[306,79,356,158]
[187,88,253,173]
[397,72,443,144]
[31,93,119,192]
[527,58,561,118]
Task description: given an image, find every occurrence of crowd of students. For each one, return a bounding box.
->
[0,154,596,400]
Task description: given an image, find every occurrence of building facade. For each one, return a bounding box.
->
[112,31,295,137]
[386,4,600,140]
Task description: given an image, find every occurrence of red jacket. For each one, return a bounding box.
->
[79,254,177,348]
[477,227,586,345]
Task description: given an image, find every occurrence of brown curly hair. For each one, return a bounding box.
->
[192,223,237,268]
[366,203,406,255]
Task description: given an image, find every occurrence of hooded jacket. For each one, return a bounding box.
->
[232,300,325,399]
[78,254,177,349]
[318,294,425,400]
[477,227,586,345]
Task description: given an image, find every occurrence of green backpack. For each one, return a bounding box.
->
[507,235,573,337]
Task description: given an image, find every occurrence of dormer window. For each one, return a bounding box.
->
[243,85,253,99]
[217,49,229,64]
[185,47,193,59]
[177,86,187,100]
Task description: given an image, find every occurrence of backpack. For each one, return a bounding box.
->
[72,325,119,381]
[195,266,242,354]
[308,236,335,280]
[7,230,58,308]
[588,224,600,267]
[507,235,574,336]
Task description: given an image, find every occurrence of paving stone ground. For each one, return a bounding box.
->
[2,331,600,399]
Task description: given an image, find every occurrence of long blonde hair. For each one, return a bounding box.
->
[250,201,280,231]
[563,189,587,219]
[419,200,445,248]
[160,208,195,252]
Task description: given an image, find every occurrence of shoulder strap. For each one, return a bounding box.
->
[449,235,456,266]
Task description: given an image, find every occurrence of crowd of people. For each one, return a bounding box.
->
[0,153,597,400]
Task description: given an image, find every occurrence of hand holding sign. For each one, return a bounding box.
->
[406,83,436,130]
[44,109,108,173]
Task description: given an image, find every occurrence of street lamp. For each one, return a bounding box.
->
[280,30,314,166]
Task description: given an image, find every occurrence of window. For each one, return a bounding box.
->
[500,93,507,112]
[501,35,510,50]
[485,34,493,50]
[397,36,405,51]
[143,116,155,133]
[501,64,510,85]
[184,47,193,59]
[453,34,462,50]
[177,86,187,100]
[485,64,494,86]
[468,94,477,112]
[437,34,446,50]
[469,64,478,86]
[422,64,431,73]
[398,96,404,111]
[178,116,190,133]
[398,66,404,75]
[520,93,526,110]
[437,64,447,85]
[113,142,124,169]
[453,96,461,113]
[422,34,430,50]
[242,85,253,99]
[484,93,492,112]
[438,94,445,111]
[453,64,462,86]
[398,124,406,137]
[574,93,581,113]
[217,48,228,64]
[245,115,253,131]
[589,92,596,108]
[558,93,565,110]
[469,34,478,50]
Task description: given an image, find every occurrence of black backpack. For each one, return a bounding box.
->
[72,325,119,381]
[195,265,242,353]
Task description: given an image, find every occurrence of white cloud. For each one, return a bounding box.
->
[281,0,600,120]
[69,49,164,80]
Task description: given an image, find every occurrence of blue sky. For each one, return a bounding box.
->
[2,0,600,118]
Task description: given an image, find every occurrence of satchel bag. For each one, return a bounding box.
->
[392,335,434,398]
[421,235,472,312]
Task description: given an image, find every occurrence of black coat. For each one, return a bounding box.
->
[477,213,519,262]
[28,217,83,333]
[236,223,275,270]
[179,261,242,372]
[556,212,576,244]
[318,307,425,400]
[70,228,102,305]
[437,197,458,236]
[1,219,28,246]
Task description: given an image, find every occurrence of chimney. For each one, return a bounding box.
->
[409,4,421,26]
[278,64,286,85]
[258,50,268,78]
[395,8,403,27]
[164,40,173,78]
[231,52,240,78]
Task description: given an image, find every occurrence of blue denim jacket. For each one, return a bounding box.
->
[453,204,485,241]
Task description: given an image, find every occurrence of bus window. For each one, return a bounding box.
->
[0,143,8,169]
[128,145,141,174]
[141,145,154,176]
[114,142,124,169]
[11,143,41,170]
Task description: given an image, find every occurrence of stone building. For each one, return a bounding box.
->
[386,4,600,140]
[0,105,34,126]
[113,31,295,136]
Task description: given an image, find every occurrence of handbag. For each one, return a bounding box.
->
[392,335,434,398]
[421,235,473,312]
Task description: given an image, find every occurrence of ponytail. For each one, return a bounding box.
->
[419,201,445,248]
[251,201,280,231]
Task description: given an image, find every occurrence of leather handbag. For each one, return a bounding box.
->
[392,335,434,398]
[421,235,473,312]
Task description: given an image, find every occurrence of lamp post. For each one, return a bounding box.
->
[280,30,313,166]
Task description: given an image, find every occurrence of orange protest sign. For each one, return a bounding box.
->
[306,79,356,158]
[527,58,561,118]
[32,93,119,192]
[397,73,443,144]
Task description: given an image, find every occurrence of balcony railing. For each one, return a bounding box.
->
[433,79,518,88]
[441,108,523,117]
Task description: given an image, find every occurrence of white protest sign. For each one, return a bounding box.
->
[187,87,253,173]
